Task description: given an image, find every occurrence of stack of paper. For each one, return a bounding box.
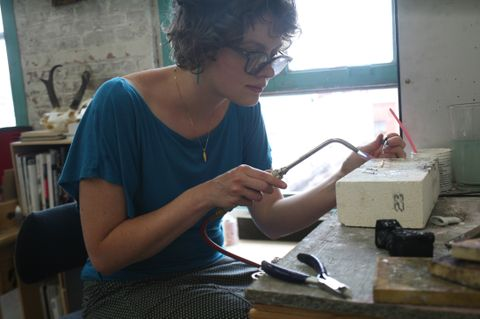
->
[20,130,65,141]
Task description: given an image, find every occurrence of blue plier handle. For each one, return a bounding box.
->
[260,253,352,299]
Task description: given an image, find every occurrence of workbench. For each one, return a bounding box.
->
[246,197,480,319]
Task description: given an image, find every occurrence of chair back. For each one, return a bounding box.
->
[15,202,87,284]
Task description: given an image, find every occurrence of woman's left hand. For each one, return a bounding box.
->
[340,133,406,175]
[372,133,407,159]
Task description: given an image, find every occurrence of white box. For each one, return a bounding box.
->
[336,158,440,229]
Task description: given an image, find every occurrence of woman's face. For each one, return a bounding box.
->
[205,17,284,106]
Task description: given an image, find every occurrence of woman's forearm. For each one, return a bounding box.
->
[251,170,345,239]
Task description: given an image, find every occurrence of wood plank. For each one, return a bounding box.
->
[17,280,45,319]
[374,256,480,308]
[429,255,480,289]
[250,304,380,319]
[451,238,480,262]
[0,227,19,248]
[247,197,480,319]
[0,245,16,294]
[0,200,18,230]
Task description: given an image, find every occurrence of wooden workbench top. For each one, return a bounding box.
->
[245,197,480,319]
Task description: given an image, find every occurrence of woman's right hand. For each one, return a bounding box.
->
[207,164,287,209]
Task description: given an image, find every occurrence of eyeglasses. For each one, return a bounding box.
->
[230,47,292,77]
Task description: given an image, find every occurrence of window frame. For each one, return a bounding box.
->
[1,0,27,126]
[157,0,399,95]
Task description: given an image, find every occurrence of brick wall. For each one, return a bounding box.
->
[13,0,163,128]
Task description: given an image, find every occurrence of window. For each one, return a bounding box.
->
[260,88,399,192]
[260,0,399,192]
[288,0,394,70]
[0,6,15,128]
[157,0,400,192]
[0,1,28,128]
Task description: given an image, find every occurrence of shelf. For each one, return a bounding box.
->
[9,139,75,319]
[10,139,72,215]
[10,137,73,146]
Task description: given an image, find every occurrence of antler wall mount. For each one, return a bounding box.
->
[39,64,92,133]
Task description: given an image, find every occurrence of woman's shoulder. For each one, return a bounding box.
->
[88,77,136,113]
[123,67,173,96]
[85,77,147,125]
[95,77,135,98]
[95,68,171,100]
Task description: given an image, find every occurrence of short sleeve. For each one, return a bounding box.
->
[59,78,140,202]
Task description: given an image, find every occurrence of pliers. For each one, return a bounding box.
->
[259,253,352,299]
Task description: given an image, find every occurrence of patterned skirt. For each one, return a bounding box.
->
[81,257,258,319]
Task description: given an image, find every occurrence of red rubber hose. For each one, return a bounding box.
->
[200,210,260,268]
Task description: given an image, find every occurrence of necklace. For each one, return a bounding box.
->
[173,67,212,163]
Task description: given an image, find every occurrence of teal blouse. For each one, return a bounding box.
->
[59,77,272,280]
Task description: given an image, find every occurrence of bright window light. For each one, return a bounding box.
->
[0,7,16,128]
[288,0,394,70]
[260,89,399,192]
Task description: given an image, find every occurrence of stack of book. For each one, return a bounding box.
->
[14,147,70,214]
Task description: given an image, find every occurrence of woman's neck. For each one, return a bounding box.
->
[173,67,227,122]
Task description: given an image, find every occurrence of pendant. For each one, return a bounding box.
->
[202,149,207,162]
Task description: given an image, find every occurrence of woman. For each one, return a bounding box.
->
[59,0,406,318]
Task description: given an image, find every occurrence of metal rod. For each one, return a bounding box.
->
[272,138,371,179]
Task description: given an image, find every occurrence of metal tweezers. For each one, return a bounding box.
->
[260,253,352,299]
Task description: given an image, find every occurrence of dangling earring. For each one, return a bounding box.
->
[195,67,201,84]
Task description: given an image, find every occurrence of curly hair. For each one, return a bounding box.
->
[165,0,299,73]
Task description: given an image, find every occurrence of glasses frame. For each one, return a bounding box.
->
[230,46,293,76]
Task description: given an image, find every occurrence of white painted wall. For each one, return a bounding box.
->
[13,0,162,128]
[397,0,480,150]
